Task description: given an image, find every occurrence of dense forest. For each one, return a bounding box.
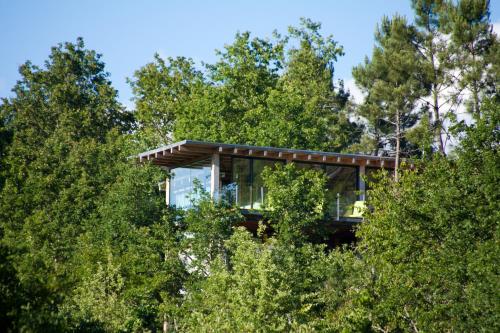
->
[0,0,498,332]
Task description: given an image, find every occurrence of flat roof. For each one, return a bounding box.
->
[137,140,396,168]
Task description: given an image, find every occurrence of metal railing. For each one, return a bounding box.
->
[327,191,360,220]
[221,184,362,220]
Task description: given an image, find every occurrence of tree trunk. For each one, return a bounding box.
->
[429,36,445,155]
[374,128,380,156]
[163,314,169,333]
[433,89,445,154]
[472,81,481,119]
[395,109,401,182]
[471,46,481,118]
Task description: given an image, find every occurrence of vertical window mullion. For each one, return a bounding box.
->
[249,158,254,209]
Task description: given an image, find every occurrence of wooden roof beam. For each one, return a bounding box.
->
[178,146,216,154]
[277,151,294,160]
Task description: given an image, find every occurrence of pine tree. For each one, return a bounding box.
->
[353,15,429,179]
[411,0,455,154]
[448,0,497,117]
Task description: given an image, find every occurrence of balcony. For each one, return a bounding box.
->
[219,184,364,222]
[138,140,395,224]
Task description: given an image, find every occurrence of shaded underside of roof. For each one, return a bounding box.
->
[137,140,397,169]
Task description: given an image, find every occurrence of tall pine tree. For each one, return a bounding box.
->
[353,15,429,178]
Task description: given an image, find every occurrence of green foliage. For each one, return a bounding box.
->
[448,0,498,116]
[0,10,498,333]
[353,15,429,165]
[181,187,244,278]
[346,100,499,332]
[67,252,138,332]
[0,109,12,190]
[0,38,134,331]
[410,0,454,154]
[130,55,203,148]
[405,112,434,157]
[131,18,361,152]
[353,0,499,157]
[262,163,327,244]
[181,229,336,332]
[62,161,188,331]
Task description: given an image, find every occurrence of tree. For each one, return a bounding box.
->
[411,0,457,154]
[130,30,285,146]
[0,38,133,330]
[131,19,361,152]
[179,162,346,331]
[0,110,12,190]
[353,15,429,179]
[131,55,203,148]
[180,187,244,278]
[67,252,137,332]
[181,227,338,332]
[262,163,327,245]
[256,18,361,151]
[343,98,499,332]
[65,162,188,331]
[448,0,498,117]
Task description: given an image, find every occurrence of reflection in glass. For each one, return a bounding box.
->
[324,165,358,217]
[232,158,252,209]
[294,162,358,217]
[365,167,394,192]
[295,162,324,172]
[252,159,277,209]
[231,158,283,210]
[169,158,211,208]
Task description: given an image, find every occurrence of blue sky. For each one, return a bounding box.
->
[1,0,499,108]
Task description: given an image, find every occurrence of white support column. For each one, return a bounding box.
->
[164,167,171,206]
[211,153,220,199]
[359,165,366,201]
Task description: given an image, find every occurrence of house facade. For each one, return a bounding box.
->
[138,140,395,229]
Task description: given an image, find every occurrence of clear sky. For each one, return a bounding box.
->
[1,0,499,109]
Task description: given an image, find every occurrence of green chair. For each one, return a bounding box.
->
[343,201,367,218]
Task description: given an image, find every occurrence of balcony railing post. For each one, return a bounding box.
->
[336,192,340,220]
[235,184,239,205]
[359,165,366,201]
[261,186,264,206]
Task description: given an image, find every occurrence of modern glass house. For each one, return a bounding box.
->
[138,140,395,226]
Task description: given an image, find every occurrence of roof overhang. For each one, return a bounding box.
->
[137,140,397,169]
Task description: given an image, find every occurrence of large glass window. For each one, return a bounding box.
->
[229,158,360,218]
[169,158,211,208]
[295,162,324,172]
[324,165,358,217]
[231,158,283,210]
[252,159,278,209]
[364,167,394,200]
[232,158,252,209]
[294,162,358,217]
